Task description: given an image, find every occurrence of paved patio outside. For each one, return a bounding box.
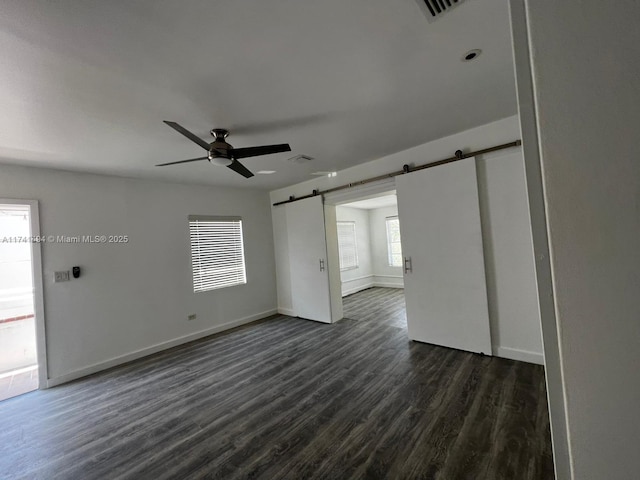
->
[0,318,37,375]
[0,365,38,401]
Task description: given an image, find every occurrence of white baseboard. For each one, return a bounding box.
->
[372,274,404,289]
[46,309,277,388]
[277,307,295,316]
[342,284,374,296]
[372,282,404,289]
[341,275,375,297]
[494,345,544,365]
[340,275,404,295]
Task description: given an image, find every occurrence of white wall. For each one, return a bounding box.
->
[271,116,543,364]
[271,205,293,316]
[368,205,404,289]
[0,164,277,385]
[512,1,640,478]
[335,206,373,296]
[476,151,542,363]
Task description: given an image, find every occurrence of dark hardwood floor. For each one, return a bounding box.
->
[0,287,554,479]
[342,286,408,329]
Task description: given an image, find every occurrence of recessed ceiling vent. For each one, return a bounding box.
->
[415,0,467,22]
[288,154,314,164]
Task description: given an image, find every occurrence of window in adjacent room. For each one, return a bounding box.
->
[189,215,247,292]
[386,216,402,267]
[337,221,358,271]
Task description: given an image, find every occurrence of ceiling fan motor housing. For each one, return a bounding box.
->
[209,129,233,160]
[210,128,229,140]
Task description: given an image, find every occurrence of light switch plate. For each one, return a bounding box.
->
[54,271,70,282]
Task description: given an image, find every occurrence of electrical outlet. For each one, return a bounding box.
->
[54,271,70,282]
[187,314,197,321]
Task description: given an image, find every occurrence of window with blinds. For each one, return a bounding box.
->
[386,216,403,267]
[189,215,247,292]
[337,221,358,271]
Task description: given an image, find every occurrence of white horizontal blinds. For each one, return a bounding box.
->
[337,221,358,270]
[189,215,247,293]
[386,216,402,267]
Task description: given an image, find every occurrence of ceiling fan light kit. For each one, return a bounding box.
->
[210,157,233,167]
[157,122,292,178]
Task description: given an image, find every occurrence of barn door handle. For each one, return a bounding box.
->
[319,259,325,271]
[404,256,412,274]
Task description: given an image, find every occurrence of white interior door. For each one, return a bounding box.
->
[286,196,332,323]
[395,157,492,355]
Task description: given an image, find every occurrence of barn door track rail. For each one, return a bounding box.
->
[272,140,521,206]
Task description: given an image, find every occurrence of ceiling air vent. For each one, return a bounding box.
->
[415,0,467,22]
[288,154,314,164]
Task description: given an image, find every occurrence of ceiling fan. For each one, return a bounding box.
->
[156,121,291,178]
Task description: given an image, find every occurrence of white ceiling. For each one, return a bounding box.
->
[341,194,398,210]
[0,0,516,190]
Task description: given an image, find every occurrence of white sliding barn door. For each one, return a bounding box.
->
[286,196,332,323]
[395,157,492,355]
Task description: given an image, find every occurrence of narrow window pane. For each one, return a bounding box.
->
[337,221,358,270]
[385,217,403,267]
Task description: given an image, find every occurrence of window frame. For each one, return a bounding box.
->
[385,216,402,267]
[188,215,247,293]
[336,220,359,271]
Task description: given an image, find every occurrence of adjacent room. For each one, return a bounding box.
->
[1,1,639,479]
[334,192,407,329]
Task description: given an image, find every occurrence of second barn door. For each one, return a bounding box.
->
[395,157,492,355]
[286,196,332,323]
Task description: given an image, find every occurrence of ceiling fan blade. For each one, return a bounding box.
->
[163,121,211,150]
[227,160,254,178]
[229,143,291,159]
[156,157,208,167]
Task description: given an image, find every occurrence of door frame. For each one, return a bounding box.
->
[324,179,401,313]
[323,179,396,206]
[509,1,570,477]
[0,198,48,389]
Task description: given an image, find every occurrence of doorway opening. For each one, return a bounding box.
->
[334,191,407,330]
[0,202,43,401]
